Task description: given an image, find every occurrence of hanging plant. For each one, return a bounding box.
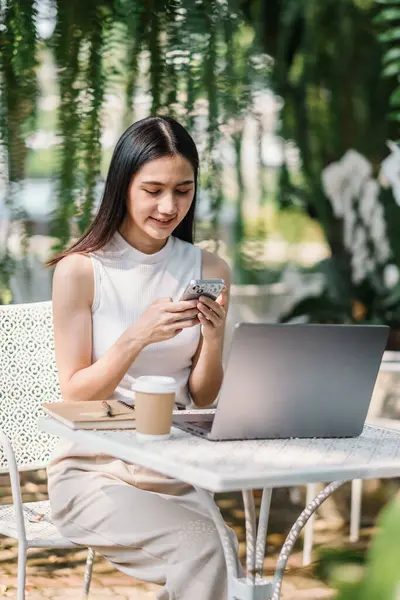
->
[0,0,38,183]
[78,2,115,234]
[147,0,163,115]
[240,0,397,259]
[50,0,85,249]
[164,0,180,112]
[0,0,39,303]
[0,0,271,276]
[182,3,206,130]
[50,0,117,248]
[375,0,400,126]
[121,0,147,127]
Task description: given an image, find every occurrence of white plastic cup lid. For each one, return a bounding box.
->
[133,376,177,395]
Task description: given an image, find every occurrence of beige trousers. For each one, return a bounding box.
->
[47,452,242,599]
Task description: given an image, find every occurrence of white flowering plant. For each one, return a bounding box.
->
[280,145,400,343]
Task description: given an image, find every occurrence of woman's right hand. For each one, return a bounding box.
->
[129,297,200,347]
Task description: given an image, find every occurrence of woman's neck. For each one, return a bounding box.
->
[118,223,168,255]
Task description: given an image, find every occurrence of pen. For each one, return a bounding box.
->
[101,400,114,417]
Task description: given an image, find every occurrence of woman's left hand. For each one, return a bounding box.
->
[197,288,228,342]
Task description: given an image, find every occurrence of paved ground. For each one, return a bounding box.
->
[1,469,384,599]
[0,540,339,599]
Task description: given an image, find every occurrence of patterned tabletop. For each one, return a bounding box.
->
[39,417,400,492]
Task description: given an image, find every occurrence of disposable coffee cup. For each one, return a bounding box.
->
[132,376,177,441]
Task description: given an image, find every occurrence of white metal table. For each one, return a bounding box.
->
[38,416,400,600]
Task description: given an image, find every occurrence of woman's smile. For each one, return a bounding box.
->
[149,215,177,227]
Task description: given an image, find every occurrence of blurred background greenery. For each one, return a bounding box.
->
[2,0,399,311]
[3,1,400,595]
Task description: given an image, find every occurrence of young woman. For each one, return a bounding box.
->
[46,116,242,599]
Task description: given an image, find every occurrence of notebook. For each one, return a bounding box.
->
[42,400,136,430]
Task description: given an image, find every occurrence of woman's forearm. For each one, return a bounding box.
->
[63,332,145,402]
[188,338,224,407]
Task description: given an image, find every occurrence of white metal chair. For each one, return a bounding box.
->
[0,301,95,599]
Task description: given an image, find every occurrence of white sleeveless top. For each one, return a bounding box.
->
[48,232,202,466]
[90,231,202,407]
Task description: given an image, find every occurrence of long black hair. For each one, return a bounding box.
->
[47,115,199,266]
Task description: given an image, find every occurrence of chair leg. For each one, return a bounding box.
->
[17,543,27,600]
[302,483,317,566]
[83,548,95,597]
[350,479,363,543]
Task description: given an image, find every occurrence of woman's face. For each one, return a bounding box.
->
[125,154,195,245]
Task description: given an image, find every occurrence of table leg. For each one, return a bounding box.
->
[195,481,346,600]
[302,483,317,566]
[255,488,272,576]
[242,490,257,584]
[271,480,346,600]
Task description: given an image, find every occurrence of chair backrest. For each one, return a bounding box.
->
[0,301,62,473]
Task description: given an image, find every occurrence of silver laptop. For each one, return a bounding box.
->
[172,322,389,441]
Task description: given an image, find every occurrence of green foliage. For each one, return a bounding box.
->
[0,0,38,182]
[242,0,397,261]
[79,3,115,234]
[3,0,397,301]
[333,497,400,600]
[121,1,146,126]
[0,248,15,305]
[235,0,400,326]
[50,0,116,249]
[50,0,84,247]
[0,1,39,303]
[375,0,400,124]
[1,0,269,264]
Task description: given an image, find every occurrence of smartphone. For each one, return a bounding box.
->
[180,279,225,302]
